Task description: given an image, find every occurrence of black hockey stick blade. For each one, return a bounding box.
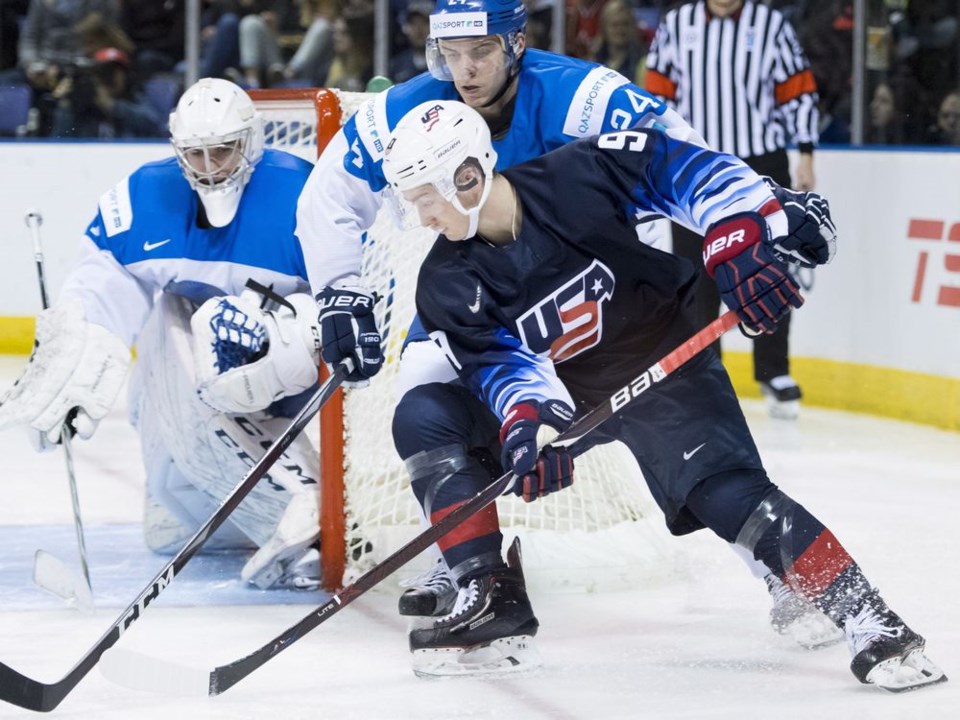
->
[0,362,351,712]
[109,310,741,699]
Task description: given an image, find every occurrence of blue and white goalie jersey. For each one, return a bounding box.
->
[59,150,314,347]
[296,50,701,293]
[415,129,786,417]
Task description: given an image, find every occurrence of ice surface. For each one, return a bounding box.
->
[0,356,957,718]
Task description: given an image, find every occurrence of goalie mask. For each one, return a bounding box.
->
[427,0,527,83]
[382,101,498,240]
[169,78,264,227]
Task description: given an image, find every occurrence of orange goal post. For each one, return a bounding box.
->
[248,87,677,594]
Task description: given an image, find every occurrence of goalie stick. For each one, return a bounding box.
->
[101,309,742,699]
[0,360,353,713]
[24,208,94,609]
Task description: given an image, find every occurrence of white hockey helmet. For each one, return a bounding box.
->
[382,100,498,237]
[169,78,264,227]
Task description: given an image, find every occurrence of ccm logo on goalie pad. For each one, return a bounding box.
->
[610,363,668,412]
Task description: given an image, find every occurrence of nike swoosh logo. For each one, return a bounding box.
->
[683,443,706,461]
[143,239,172,251]
[468,284,482,314]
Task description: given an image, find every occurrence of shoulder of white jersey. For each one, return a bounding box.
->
[520,49,666,139]
[96,158,183,241]
[345,73,456,168]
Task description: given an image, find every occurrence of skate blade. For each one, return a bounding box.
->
[786,613,844,650]
[411,636,542,678]
[867,649,948,692]
[767,399,799,420]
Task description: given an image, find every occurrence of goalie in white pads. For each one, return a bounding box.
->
[380,100,945,691]
[0,78,324,590]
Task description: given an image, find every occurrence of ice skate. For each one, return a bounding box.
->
[765,574,843,649]
[845,591,947,692]
[759,375,802,420]
[241,491,320,590]
[409,538,542,678]
[398,558,459,617]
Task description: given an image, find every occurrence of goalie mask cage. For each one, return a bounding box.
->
[248,88,679,594]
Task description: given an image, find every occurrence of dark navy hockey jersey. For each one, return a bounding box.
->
[416,128,786,418]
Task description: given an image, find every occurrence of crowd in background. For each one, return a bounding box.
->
[0,0,957,145]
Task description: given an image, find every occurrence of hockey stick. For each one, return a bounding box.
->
[101,309,742,699]
[24,208,94,610]
[0,360,352,712]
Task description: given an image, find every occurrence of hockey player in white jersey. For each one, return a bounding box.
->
[381,100,945,691]
[0,78,324,590]
[297,0,834,645]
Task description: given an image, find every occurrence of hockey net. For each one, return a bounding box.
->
[248,88,679,593]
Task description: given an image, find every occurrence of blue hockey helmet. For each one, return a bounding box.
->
[427,0,527,81]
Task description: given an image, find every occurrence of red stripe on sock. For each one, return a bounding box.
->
[431,501,500,552]
[789,530,853,598]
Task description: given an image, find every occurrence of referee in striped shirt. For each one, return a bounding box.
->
[645,0,819,419]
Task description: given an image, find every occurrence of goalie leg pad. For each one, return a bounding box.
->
[136,294,321,586]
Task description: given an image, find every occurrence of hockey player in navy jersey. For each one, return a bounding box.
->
[379,100,945,690]
[0,79,325,590]
[298,0,830,640]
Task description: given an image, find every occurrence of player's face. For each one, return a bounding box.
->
[705,0,743,17]
[403,184,470,240]
[438,37,508,107]
[182,140,243,185]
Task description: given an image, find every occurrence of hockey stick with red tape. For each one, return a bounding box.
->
[100,309,742,699]
[0,360,353,713]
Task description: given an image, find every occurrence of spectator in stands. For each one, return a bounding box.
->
[239,0,338,88]
[50,46,164,139]
[521,0,553,50]
[388,0,431,83]
[120,0,186,80]
[1,1,31,71]
[925,90,960,145]
[591,0,644,85]
[566,0,607,58]
[865,80,899,145]
[323,11,372,91]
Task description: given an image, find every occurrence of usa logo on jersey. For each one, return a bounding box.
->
[516,260,615,363]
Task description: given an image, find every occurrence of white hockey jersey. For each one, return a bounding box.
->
[59,150,314,347]
[296,49,701,294]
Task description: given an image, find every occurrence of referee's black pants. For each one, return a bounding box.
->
[671,149,792,383]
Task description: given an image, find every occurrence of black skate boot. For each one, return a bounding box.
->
[408,538,541,677]
[759,375,802,420]
[398,558,458,617]
[845,590,947,692]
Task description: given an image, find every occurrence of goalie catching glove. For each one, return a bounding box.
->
[703,211,804,334]
[0,304,130,451]
[763,179,837,268]
[499,400,575,503]
[191,291,321,414]
[316,284,382,387]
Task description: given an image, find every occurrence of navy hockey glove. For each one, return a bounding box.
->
[703,212,804,334]
[499,400,575,503]
[316,285,382,386]
[763,179,837,268]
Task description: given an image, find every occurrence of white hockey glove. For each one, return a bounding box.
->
[0,304,130,451]
[191,291,321,414]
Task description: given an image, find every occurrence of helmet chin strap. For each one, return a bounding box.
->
[452,169,496,239]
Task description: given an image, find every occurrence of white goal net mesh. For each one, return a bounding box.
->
[252,88,680,592]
